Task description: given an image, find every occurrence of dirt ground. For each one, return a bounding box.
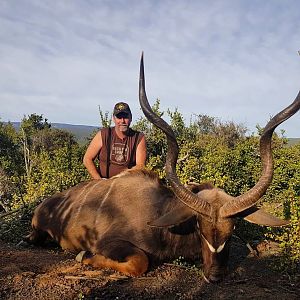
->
[0,238,299,300]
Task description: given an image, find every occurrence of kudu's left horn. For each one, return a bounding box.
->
[139,53,212,217]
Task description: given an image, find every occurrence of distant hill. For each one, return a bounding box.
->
[287,138,300,146]
[7,122,99,145]
[51,123,99,144]
[4,122,300,146]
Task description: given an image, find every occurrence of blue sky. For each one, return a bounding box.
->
[0,0,299,136]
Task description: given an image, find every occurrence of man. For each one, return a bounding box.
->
[83,102,147,179]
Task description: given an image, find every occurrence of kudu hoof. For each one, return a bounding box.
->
[75,251,86,263]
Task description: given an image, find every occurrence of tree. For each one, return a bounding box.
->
[0,121,24,211]
[98,105,112,128]
[195,114,247,148]
[0,122,23,173]
[21,113,51,135]
[20,114,51,177]
[0,167,14,212]
[31,128,77,153]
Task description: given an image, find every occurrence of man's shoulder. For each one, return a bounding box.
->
[100,127,114,133]
[100,127,113,140]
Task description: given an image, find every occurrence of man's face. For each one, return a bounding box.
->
[113,112,132,133]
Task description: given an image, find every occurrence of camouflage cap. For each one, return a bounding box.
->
[113,102,132,116]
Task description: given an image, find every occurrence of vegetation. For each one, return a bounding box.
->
[0,104,299,274]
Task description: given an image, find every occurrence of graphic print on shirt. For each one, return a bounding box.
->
[110,142,129,164]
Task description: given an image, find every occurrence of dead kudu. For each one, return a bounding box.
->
[26,55,300,283]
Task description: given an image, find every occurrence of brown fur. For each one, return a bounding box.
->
[26,167,285,282]
[82,250,148,277]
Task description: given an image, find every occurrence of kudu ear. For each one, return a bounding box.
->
[237,206,290,227]
[148,206,195,228]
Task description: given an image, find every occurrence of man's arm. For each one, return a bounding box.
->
[83,131,103,179]
[135,135,147,167]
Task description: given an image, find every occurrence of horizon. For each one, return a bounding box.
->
[4,119,300,139]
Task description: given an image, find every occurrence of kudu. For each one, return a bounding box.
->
[26,54,300,283]
[139,53,300,281]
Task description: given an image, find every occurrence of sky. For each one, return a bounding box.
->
[0,0,300,137]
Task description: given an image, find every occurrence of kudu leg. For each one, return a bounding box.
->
[78,240,149,276]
